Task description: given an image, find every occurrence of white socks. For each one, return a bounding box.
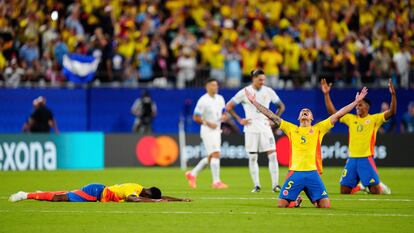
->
[268,152,279,188]
[191,157,221,183]
[210,157,221,183]
[191,157,208,177]
[249,152,261,187]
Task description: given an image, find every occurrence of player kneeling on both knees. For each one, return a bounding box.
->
[321,79,396,196]
[244,85,368,208]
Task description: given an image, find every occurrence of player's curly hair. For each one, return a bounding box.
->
[149,187,162,199]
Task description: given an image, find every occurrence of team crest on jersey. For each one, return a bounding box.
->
[309,129,314,134]
[365,119,371,124]
[283,190,289,196]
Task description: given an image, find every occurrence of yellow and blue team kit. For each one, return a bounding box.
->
[278,118,333,202]
[339,113,386,187]
[66,183,144,202]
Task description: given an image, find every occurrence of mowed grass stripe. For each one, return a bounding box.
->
[0,209,412,217]
[1,196,412,201]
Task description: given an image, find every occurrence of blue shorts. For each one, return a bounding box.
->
[67,183,105,202]
[279,170,328,203]
[340,157,380,187]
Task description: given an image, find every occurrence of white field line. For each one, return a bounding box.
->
[198,197,413,202]
[0,209,412,217]
[0,196,412,202]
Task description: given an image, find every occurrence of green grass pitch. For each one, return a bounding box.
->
[1,167,414,233]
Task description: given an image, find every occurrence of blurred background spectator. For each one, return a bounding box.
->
[401,101,414,133]
[0,0,412,89]
[131,90,157,134]
[22,96,59,133]
[379,101,396,134]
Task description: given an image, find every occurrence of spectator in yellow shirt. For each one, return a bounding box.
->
[260,43,283,88]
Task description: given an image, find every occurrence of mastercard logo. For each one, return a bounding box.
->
[135,136,179,166]
[275,136,291,166]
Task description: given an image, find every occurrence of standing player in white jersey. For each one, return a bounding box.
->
[226,69,285,192]
[185,78,229,189]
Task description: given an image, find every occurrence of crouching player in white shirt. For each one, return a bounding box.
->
[226,69,285,192]
[185,78,229,189]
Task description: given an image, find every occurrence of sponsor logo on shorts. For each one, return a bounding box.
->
[322,191,327,196]
[370,178,376,183]
[283,190,289,196]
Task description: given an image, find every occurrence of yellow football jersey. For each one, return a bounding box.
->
[340,113,386,158]
[101,183,144,202]
[280,118,333,173]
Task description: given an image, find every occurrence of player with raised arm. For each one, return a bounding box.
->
[226,69,286,193]
[9,183,191,203]
[185,78,228,189]
[245,86,368,208]
[321,78,396,194]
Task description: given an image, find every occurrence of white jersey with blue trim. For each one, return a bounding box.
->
[231,85,281,133]
[193,93,225,134]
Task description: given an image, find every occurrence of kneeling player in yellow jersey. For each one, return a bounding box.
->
[321,79,396,195]
[9,183,191,203]
[244,87,368,208]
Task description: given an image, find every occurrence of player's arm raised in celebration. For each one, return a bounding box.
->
[244,89,281,128]
[329,87,368,125]
[384,79,397,120]
[225,100,251,126]
[320,79,338,114]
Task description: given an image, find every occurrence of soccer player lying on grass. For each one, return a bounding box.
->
[244,87,368,208]
[9,183,191,203]
[321,79,395,195]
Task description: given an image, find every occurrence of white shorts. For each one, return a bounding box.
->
[245,131,276,153]
[201,131,221,155]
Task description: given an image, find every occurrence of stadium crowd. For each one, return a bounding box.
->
[0,0,413,89]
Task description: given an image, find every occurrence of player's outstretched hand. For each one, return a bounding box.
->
[388,79,396,95]
[181,198,192,202]
[355,87,368,102]
[244,88,256,103]
[320,79,332,94]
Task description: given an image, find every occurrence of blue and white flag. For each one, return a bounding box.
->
[63,53,100,83]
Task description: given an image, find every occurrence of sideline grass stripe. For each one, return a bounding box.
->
[0,209,412,217]
[1,196,412,201]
